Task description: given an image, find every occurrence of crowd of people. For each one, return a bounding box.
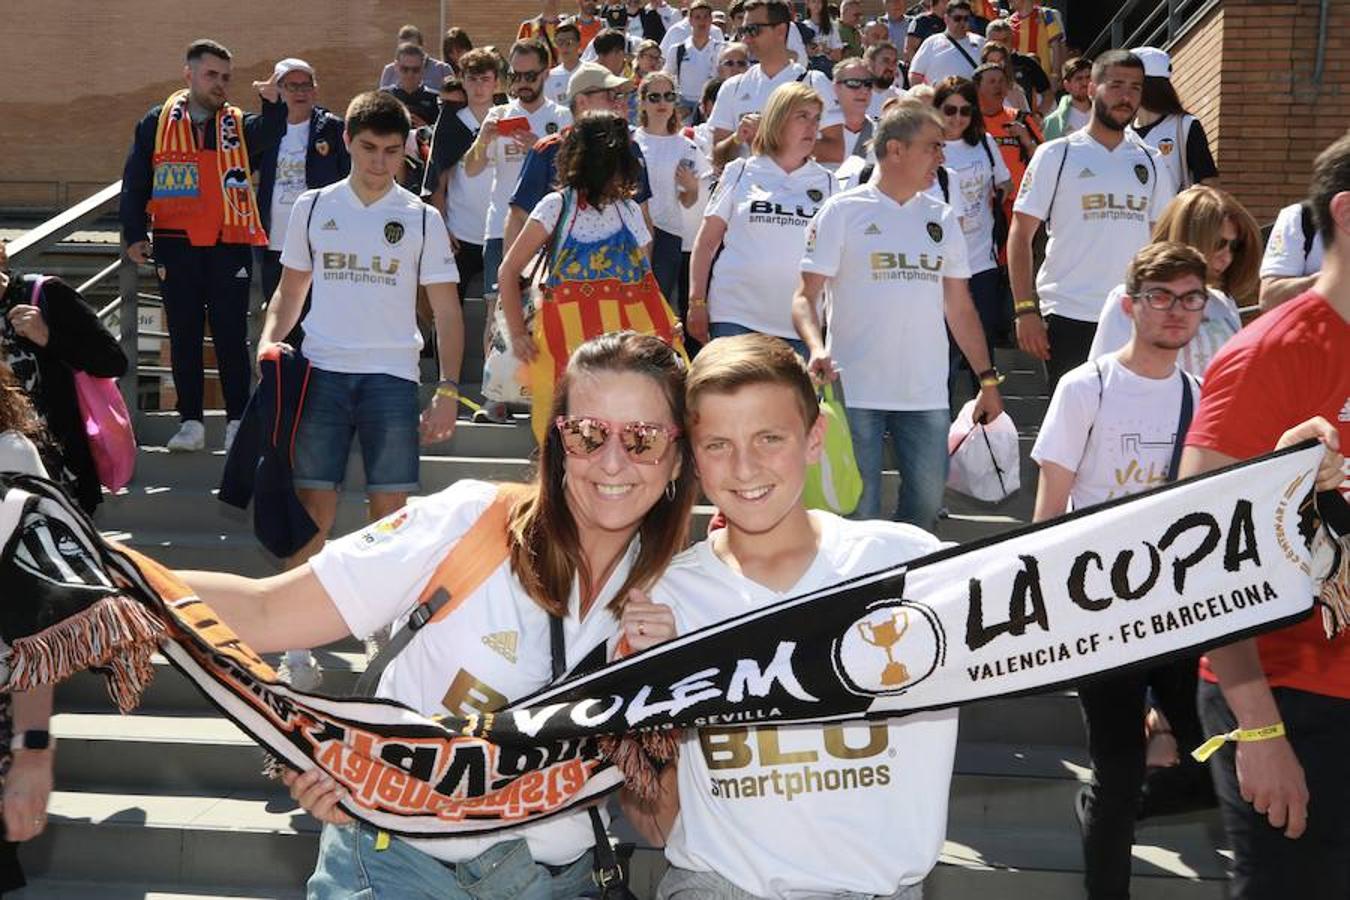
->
[0,1,1346,898]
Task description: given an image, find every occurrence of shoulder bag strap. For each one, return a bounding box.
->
[351,486,520,696]
[945,33,979,71]
[1176,114,1190,189]
[1300,201,1317,262]
[1044,139,1071,228]
[1166,371,1196,482]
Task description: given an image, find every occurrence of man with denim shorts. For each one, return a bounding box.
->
[793,103,1001,528]
[258,90,464,688]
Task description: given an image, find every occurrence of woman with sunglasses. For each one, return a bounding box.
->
[688,81,836,353]
[498,110,688,442]
[1088,184,1259,378]
[636,72,715,345]
[178,331,696,899]
[933,76,1013,375]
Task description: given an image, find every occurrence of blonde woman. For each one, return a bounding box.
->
[1089,185,1261,376]
[688,82,836,352]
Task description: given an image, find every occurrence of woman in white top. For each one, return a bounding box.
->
[636,72,714,341]
[803,0,845,60]
[1089,185,1260,378]
[1127,49,1220,190]
[178,332,695,900]
[688,81,837,355]
[934,76,1013,378]
[0,361,58,891]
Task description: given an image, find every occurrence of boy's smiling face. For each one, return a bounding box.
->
[690,382,825,536]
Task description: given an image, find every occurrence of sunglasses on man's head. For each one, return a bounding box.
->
[555,416,682,465]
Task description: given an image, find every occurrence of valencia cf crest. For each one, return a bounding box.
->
[384,220,405,245]
[807,188,823,202]
[1134,164,1149,185]
[315,139,331,157]
[545,122,559,134]
[927,221,943,243]
[1157,138,1174,157]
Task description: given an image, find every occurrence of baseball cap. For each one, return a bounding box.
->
[272,58,315,81]
[567,63,630,101]
[1131,47,1171,79]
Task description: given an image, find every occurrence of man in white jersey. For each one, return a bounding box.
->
[1259,200,1325,310]
[544,22,586,105]
[626,334,957,900]
[864,41,908,118]
[664,1,724,115]
[709,0,845,165]
[259,91,463,687]
[793,103,1003,529]
[908,0,983,86]
[1010,49,1176,390]
[1031,242,1208,900]
[462,39,572,303]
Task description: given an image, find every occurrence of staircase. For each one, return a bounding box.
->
[3,279,1236,897]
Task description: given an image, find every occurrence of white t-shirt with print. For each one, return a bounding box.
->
[1013,130,1176,322]
[280,180,459,382]
[665,36,725,102]
[310,479,627,866]
[909,32,984,85]
[659,18,727,56]
[635,130,712,235]
[1030,352,1198,510]
[705,155,836,338]
[802,184,969,411]
[545,62,582,106]
[1087,284,1242,380]
[268,121,311,252]
[943,135,1011,274]
[482,100,573,241]
[445,107,496,246]
[655,512,957,900]
[707,63,844,139]
[1260,201,1325,278]
[529,190,652,247]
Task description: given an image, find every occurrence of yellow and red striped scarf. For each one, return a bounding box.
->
[150,89,266,245]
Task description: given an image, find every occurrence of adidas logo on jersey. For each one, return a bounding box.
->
[234,267,249,279]
[322,219,339,231]
[864,223,881,235]
[1077,167,1096,179]
[482,630,519,663]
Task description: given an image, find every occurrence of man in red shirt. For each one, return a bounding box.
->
[1181,133,1350,899]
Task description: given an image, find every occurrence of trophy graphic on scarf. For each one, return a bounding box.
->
[858,610,911,687]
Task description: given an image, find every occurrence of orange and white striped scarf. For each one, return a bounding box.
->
[149,89,266,245]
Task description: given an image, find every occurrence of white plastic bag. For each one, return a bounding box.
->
[481,301,532,404]
[946,400,1020,502]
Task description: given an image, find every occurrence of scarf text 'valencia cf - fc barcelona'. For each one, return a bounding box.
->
[0,442,1344,838]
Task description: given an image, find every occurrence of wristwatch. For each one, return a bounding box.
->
[10,730,52,752]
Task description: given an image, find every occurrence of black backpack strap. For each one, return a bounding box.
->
[1167,371,1197,482]
[676,43,687,81]
[937,165,950,204]
[351,588,454,696]
[1300,201,1317,262]
[1044,139,1071,228]
[305,189,321,262]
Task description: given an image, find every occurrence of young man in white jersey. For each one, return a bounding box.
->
[624,334,957,900]
[793,103,1003,529]
[1031,242,1209,900]
[1259,200,1325,310]
[709,0,846,164]
[544,22,586,105]
[908,0,983,86]
[259,91,464,687]
[664,1,724,116]
[463,39,572,304]
[1009,49,1176,390]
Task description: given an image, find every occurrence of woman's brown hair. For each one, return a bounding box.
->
[1151,185,1261,302]
[932,76,984,147]
[638,71,679,134]
[0,360,46,445]
[508,332,696,617]
[554,111,643,210]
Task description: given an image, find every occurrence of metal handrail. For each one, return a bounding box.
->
[1085,0,1222,58]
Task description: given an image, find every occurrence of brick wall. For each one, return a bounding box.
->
[1169,0,1350,225]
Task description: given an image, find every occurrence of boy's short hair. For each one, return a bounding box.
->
[593,29,629,57]
[1124,241,1208,296]
[1310,131,1350,247]
[687,334,819,429]
[1062,56,1092,82]
[346,91,412,140]
[556,21,582,42]
[458,47,500,77]
[186,39,231,63]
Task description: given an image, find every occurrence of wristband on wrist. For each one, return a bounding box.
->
[1014,298,1040,315]
[977,367,1004,388]
[1192,722,1286,763]
[434,385,460,400]
[688,297,708,308]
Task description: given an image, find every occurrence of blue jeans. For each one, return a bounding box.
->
[293,368,420,493]
[482,237,504,299]
[308,823,595,900]
[708,321,807,358]
[845,407,950,528]
[651,228,684,309]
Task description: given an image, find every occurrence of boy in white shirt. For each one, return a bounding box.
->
[625,334,958,900]
[259,91,464,686]
[1030,241,1209,900]
[544,22,586,105]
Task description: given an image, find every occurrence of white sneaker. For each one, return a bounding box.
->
[223,419,241,453]
[278,652,323,692]
[166,420,206,452]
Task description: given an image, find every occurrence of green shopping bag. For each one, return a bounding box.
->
[803,382,862,515]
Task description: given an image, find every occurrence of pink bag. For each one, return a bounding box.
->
[30,277,136,492]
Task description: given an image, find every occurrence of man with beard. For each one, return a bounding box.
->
[119,39,286,453]
[1010,50,1176,389]
[863,41,906,117]
[909,0,983,86]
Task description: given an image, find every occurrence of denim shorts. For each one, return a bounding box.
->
[293,368,420,493]
[308,823,595,900]
[657,865,924,899]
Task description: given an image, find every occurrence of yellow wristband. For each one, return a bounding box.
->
[1192,722,1286,763]
[1014,299,1040,314]
[688,297,708,308]
[980,375,1004,389]
[435,385,460,400]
